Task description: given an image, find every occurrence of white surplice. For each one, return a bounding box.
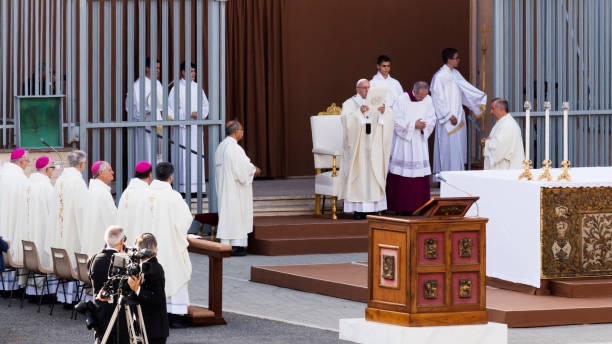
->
[117,178,150,245]
[370,72,404,107]
[126,77,164,161]
[390,92,437,178]
[81,178,118,258]
[168,79,209,193]
[143,180,192,309]
[27,172,58,269]
[0,162,28,265]
[215,136,256,246]
[340,94,394,212]
[431,65,487,175]
[484,113,525,170]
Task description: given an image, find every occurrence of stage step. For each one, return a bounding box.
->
[248,215,369,256]
[192,195,343,217]
[550,279,612,298]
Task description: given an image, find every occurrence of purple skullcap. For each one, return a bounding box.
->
[135,161,152,173]
[91,161,104,176]
[35,156,51,169]
[11,148,26,160]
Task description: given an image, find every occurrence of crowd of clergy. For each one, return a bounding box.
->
[340,49,525,219]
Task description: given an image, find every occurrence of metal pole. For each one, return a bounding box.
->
[79,0,89,177]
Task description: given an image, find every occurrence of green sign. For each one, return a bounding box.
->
[17,96,63,148]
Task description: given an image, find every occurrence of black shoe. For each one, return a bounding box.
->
[231,246,247,257]
[353,212,364,220]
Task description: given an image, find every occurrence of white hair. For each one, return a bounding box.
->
[355,78,369,88]
[104,226,124,247]
[94,161,110,179]
[67,150,87,167]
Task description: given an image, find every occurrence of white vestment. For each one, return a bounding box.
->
[431,65,487,175]
[370,72,404,106]
[82,178,118,258]
[484,113,525,170]
[117,178,150,245]
[215,136,256,246]
[340,94,394,212]
[143,180,192,310]
[390,92,437,178]
[0,163,28,265]
[126,77,164,161]
[27,172,58,269]
[168,78,209,193]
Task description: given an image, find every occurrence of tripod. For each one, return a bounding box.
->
[101,294,149,344]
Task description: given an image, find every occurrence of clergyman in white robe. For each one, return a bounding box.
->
[431,49,486,176]
[387,83,436,213]
[82,161,119,258]
[142,162,193,315]
[117,162,152,243]
[369,55,404,106]
[340,79,394,216]
[0,149,29,266]
[215,122,258,249]
[168,64,209,193]
[483,98,525,170]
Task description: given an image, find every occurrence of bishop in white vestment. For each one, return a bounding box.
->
[82,161,119,258]
[387,82,436,213]
[215,121,260,254]
[370,55,404,106]
[0,149,29,265]
[483,98,525,170]
[27,157,58,269]
[117,161,152,243]
[50,150,88,263]
[431,48,487,176]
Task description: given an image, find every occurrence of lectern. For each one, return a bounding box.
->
[365,197,487,327]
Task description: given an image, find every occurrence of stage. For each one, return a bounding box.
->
[250,262,612,328]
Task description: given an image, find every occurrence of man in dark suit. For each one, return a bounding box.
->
[128,233,170,344]
[88,226,129,344]
[0,237,9,271]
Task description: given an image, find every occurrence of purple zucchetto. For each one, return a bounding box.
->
[135,161,152,173]
[35,156,51,169]
[91,161,104,176]
[11,148,26,160]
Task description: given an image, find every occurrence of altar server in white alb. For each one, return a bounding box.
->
[143,162,193,315]
[431,48,487,176]
[340,79,394,220]
[82,161,119,258]
[482,98,525,170]
[370,55,404,106]
[0,149,29,265]
[215,120,261,256]
[387,81,436,214]
[27,156,58,269]
[50,150,88,262]
[118,161,152,242]
[126,58,164,161]
[169,61,209,193]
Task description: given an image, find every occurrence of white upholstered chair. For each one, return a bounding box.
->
[310,103,343,220]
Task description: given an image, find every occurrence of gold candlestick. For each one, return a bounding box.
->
[518,160,534,181]
[556,160,572,182]
[537,159,553,182]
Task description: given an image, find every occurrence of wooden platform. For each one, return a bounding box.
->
[248,215,369,256]
[251,263,612,327]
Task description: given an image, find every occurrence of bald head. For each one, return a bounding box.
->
[226,119,244,141]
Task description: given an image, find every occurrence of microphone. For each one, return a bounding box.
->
[435,173,480,217]
[39,138,65,167]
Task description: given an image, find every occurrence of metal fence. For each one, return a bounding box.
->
[491,0,612,167]
[0,0,227,212]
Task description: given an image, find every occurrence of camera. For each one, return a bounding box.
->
[74,300,100,331]
[101,247,153,299]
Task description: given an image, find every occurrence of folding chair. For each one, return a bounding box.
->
[72,252,91,320]
[20,241,55,313]
[50,248,79,316]
[7,248,27,307]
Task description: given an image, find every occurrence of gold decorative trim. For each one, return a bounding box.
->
[317,103,342,116]
[447,121,466,135]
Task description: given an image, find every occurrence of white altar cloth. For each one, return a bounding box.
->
[440,167,612,288]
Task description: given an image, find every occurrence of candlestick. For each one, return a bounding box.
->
[518,160,534,181]
[524,101,531,161]
[537,159,553,182]
[556,160,571,182]
[544,101,551,162]
[562,102,569,162]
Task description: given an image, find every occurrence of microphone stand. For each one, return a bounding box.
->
[39,138,65,167]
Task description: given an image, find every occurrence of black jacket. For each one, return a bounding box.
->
[136,257,170,340]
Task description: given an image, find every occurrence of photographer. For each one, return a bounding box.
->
[87,226,129,344]
[127,233,169,344]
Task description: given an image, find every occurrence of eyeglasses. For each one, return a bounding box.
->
[357,86,370,89]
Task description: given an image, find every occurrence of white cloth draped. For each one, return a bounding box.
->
[370,72,403,106]
[27,172,58,269]
[0,162,28,265]
[117,178,150,245]
[168,78,209,193]
[166,284,189,315]
[126,77,164,161]
[431,65,487,174]
[215,136,256,245]
[390,92,436,178]
[143,180,193,298]
[82,178,118,258]
[484,113,525,170]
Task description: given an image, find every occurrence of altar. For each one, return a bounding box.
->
[440,167,612,288]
